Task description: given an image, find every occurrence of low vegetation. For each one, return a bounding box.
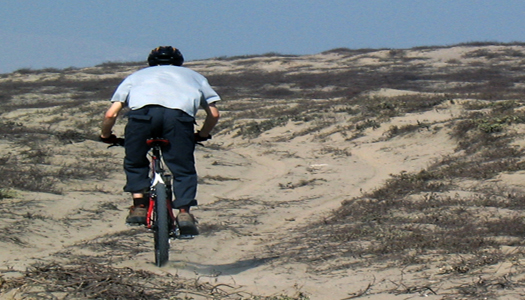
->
[2,42,525,298]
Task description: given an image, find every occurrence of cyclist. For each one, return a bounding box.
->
[100,46,220,235]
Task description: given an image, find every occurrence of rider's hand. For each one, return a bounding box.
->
[194,131,211,143]
[100,134,124,145]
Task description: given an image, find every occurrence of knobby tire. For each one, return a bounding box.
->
[154,183,170,267]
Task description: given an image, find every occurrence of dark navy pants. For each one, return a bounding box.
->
[123,105,197,208]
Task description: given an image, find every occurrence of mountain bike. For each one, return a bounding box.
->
[106,137,188,267]
[146,138,178,267]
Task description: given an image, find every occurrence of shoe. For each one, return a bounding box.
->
[126,204,148,225]
[176,212,199,235]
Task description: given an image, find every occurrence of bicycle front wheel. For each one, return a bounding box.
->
[153,182,170,267]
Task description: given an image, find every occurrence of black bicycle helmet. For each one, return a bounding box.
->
[148,46,184,66]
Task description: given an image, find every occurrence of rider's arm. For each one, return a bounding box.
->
[101,101,124,138]
[198,102,220,138]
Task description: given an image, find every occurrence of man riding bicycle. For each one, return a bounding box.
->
[100,46,220,235]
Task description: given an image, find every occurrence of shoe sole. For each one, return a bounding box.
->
[126,216,147,226]
[178,222,199,235]
[126,222,147,227]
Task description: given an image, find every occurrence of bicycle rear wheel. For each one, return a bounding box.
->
[153,183,170,267]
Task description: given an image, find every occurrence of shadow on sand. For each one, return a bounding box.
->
[168,256,279,276]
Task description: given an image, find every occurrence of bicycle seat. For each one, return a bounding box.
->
[146,138,170,147]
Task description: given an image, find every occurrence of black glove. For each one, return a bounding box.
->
[100,134,125,146]
[194,131,211,143]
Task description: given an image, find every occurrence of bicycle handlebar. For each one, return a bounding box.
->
[101,132,209,149]
[100,134,125,148]
[107,139,125,148]
[194,131,211,142]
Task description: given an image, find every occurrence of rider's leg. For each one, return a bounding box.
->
[178,205,190,212]
[123,107,155,224]
[161,109,199,235]
[132,190,149,206]
[123,109,153,194]
[161,109,198,210]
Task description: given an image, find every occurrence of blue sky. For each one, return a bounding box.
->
[1,0,524,74]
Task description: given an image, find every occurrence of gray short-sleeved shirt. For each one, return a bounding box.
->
[111,65,220,117]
